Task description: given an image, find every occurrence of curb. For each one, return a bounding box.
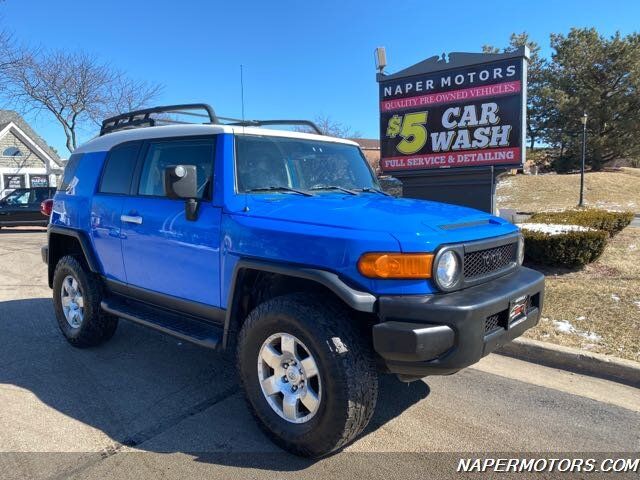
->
[496,337,640,388]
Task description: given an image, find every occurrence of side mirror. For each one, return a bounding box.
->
[164,165,200,221]
[164,165,198,199]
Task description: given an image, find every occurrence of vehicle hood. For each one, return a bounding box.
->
[237,193,518,249]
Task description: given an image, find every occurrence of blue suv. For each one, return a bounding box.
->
[42,104,544,457]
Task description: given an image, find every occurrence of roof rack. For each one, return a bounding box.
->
[221,118,322,135]
[99,103,323,136]
[100,104,217,136]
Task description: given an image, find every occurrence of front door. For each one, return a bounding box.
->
[0,188,32,224]
[27,188,55,223]
[120,137,221,307]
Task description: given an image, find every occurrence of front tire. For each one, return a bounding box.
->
[237,293,378,457]
[52,255,118,347]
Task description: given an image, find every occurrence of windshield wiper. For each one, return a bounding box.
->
[310,185,358,195]
[356,187,391,196]
[246,186,314,197]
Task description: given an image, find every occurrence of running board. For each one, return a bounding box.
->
[101,297,222,350]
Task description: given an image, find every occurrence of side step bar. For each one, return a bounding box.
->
[101,297,222,350]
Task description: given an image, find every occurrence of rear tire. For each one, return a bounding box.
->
[52,255,118,347]
[237,293,378,458]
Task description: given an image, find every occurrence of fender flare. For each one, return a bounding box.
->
[47,226,101,287]
[222,258,377,346]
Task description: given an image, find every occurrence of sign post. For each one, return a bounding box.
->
[377,47,529,213]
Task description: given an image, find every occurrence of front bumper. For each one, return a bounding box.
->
[373,266,544,377]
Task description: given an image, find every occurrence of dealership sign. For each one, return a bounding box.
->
[30,175,49,188]
[4,174,25,189]
[378,49,528,172]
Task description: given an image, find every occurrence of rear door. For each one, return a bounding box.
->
[90,142,142,282]
[120,137,221,307]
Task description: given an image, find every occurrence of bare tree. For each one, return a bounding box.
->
[312,114,362,138]
[5,49,162,152]
[295,114,362,139]
[101,75,163,119]
[0,29,24,89]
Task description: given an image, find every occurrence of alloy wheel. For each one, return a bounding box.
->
[257,332,322,424]
[60,275,84,329]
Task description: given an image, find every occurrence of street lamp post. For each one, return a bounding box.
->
[579,112,588,207]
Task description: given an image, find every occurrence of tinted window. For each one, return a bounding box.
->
[138,139,214,198]
[59,153,83,191]
[32,189,52,203]
[1,189,30,205]
[100,143,140,194]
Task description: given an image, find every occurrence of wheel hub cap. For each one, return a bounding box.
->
[257,332,322,424]
[286,367,300,384]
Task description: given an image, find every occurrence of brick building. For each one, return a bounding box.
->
[0,110,63,197]
[349,138,380,172]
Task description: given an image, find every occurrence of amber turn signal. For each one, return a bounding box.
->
[357,253,433,279]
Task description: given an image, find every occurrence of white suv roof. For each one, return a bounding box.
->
[74,124,359,154]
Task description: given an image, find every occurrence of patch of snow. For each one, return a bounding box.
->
[579,332,602,342]
[519,223,594,235]
[628,244,637,251]
[611,294,620,302]
[576,316,586,321]
[553,320,575,334]
[553,319,602,343]
[633,301,640,309]
[595,200,622,208]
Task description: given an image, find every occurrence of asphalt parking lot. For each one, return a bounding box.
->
[1,228,639,479]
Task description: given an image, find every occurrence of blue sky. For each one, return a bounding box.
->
[2,0,639,157]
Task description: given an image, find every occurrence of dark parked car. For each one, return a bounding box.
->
[0,187,56,228]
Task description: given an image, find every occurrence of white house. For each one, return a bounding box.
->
[0,110,63,197]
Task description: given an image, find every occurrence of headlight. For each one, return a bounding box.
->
[435,250,461,289]
[517,234,525,265]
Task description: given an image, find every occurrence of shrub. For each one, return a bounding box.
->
[550,155,579,173]
[529,209,634,237]
[521,224,608,268]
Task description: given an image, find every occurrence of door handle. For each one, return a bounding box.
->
[121,215,143,225]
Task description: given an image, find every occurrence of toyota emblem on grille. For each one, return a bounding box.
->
[481,251,501,269]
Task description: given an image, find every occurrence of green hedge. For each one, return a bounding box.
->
[529,209,634,237]
[522,228,608,267]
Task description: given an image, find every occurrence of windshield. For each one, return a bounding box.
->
[235,135,379,194]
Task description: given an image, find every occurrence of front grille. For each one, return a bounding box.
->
[464,242,517,279]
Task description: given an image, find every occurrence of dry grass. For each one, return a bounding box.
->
[524,227,640,362]
[496,167,640,213]
[495,167,640,361]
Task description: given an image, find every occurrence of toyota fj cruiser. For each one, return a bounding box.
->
[42,104,544,457]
